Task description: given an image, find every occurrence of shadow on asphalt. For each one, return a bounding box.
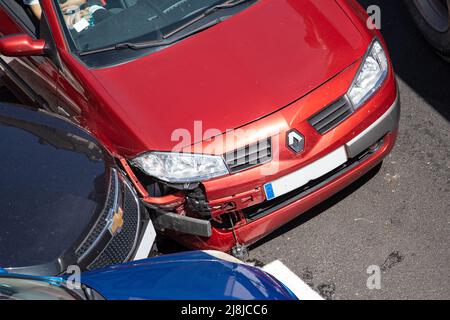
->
[156,235,190,255]
[358,0,450,122]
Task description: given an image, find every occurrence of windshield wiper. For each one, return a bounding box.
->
[79,17,227,56]
[163,0,254,39]
[79,0,254,57]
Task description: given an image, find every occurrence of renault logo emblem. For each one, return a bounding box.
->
[287,129,304,154]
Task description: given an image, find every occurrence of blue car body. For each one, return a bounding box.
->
[0,251,297,300]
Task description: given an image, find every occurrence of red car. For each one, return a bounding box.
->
[0,0,399,258]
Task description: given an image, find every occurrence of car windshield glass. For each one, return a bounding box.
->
[53,0,235,53]
[0,277,78,300]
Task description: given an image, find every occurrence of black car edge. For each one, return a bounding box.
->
[0,102,154,276]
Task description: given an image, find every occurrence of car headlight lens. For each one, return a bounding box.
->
[348,39,388,109]
[131,152,229,183]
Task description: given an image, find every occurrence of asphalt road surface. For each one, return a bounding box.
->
[1,0,449,300]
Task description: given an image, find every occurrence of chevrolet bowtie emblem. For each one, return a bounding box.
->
[109,207,124,235]
[287,129,305,154]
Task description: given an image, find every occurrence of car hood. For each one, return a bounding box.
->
[90,0,367,152]
[0,104,110,273]
[79,251,296,300]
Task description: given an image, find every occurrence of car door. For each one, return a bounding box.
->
[0,0,58,112]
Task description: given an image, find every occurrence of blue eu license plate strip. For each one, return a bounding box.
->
[264,183,276,201]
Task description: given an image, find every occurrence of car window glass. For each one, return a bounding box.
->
[0,0,38,35]
[53,0,226,51]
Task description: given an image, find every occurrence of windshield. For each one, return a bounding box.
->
[54,0,230,52]
[0,277,78,300]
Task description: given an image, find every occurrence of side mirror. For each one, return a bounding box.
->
[0,34,46,57]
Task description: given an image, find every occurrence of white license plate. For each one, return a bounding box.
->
[264,146,348,201]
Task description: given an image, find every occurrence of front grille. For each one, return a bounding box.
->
[224,138,272,173]
[88,182,140,270]
[308,96,354,134]
[75,170,118,259]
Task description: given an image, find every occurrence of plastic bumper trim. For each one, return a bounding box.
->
[346,95,400,158]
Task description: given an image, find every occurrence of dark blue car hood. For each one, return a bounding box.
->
[78,251,296,300]
[0,104,110,272]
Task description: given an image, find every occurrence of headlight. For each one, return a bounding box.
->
[348,39,388,109]
[131,152,229,183]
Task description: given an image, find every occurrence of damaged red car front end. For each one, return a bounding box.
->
[111,1,400,254]
[121,62,399,255]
